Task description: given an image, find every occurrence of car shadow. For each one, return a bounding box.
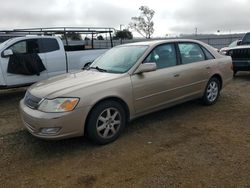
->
[234,72,250,81]
[2,130,98,160]
[1,99,205,160]
[125,99,202,132]
[0,87,26,102]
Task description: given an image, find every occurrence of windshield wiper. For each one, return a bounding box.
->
[88,66,107,72]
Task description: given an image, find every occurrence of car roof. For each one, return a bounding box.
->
[121,39,205,47]
[119,39,212,47]
[120,38,221,59]
[9,35,58,41]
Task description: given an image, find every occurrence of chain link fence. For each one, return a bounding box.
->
[85,33,245,50]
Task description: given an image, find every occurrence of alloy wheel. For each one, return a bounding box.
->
[96,107,121,139]
[206,81,219,102]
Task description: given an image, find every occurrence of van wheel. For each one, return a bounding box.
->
[86,101,126,144]
[202,77,220,105]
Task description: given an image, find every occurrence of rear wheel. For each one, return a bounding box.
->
[202,77,220,105]
[86,100,126,144]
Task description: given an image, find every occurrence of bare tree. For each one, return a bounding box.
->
[129,6,155,39]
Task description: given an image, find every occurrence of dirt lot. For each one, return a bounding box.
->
[0,73,250,188]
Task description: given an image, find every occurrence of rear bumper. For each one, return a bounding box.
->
[20,99,91,140]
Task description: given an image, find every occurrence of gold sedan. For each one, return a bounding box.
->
[20,39,233,144]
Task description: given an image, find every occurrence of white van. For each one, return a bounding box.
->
[0,36,107,88]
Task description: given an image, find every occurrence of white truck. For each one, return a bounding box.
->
[0,27,114,88]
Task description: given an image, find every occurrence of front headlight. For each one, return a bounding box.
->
[38,98,79,113]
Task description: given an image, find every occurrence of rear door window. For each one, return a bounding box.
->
[178,43,205,64]
[201,46,215,60]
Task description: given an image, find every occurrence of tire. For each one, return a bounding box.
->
[86,100,126,145]
[233,70,237,77]
[202,77,220,105]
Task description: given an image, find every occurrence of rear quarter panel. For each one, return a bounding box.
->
[210,55,233,88]
[200,41,233,88]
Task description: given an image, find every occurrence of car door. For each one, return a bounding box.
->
[40,38,67,78]
[1,39,48,86]
[131,43,182,114]
[174,42,214,98]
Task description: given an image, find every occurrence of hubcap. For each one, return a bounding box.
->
[96,108,121,139]
[206,81,219,102]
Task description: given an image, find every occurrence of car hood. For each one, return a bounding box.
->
[226,45,250,51]
[28,70,123,99]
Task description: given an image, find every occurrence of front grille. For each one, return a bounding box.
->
[228,48,250,60]
[24,92,42,109]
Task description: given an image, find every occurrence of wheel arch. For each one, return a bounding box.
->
[84,96,130,135]
[211,73,223,90]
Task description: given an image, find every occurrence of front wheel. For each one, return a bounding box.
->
[202,77,220,105]
[86,100,126,144]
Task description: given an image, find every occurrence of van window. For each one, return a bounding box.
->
[40,38,59,53]
[9,39,40,54]
[10,41,27,54]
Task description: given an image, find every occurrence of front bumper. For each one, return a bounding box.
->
[233,60,250,71]
[20,99,91,140]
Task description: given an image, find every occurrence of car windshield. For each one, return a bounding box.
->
[0,39,12,49]
[229,40,238,47]
[90,45,148,73]
[242,33,250,45]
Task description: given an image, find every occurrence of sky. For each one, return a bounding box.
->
[0,0,249,37]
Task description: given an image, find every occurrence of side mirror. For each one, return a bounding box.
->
[237,40,242,46]
[1,49,13,58]
[134,62,157,74]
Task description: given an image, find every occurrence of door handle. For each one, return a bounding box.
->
[174,73,180,77]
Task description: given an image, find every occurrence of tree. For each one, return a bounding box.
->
[114,29,133,39]
[97,35,104,40]
[129,6,155,39]
[62,32,82,41]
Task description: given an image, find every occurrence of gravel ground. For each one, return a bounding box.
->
[0,73,250,188]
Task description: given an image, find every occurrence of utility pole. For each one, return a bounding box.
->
[119,24,124,44]
[195,27,198,36]
[120,24,124,31]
